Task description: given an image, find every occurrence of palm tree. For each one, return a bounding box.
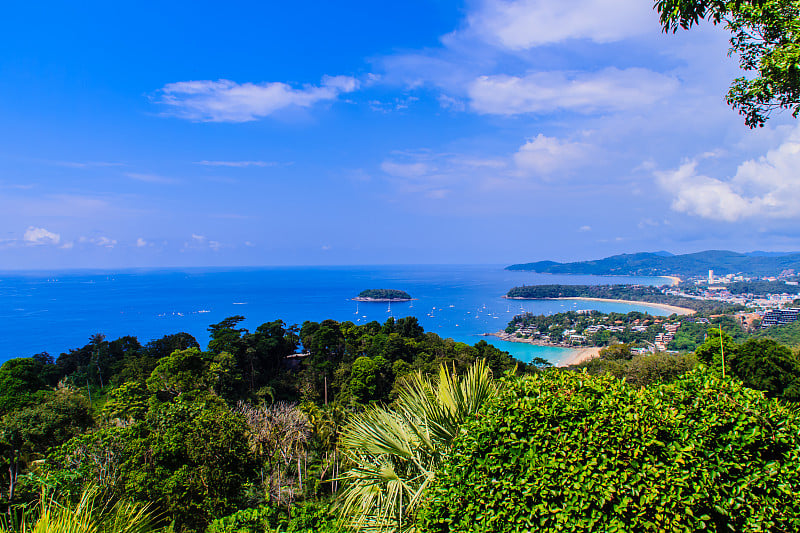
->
[337,360,496,532]
[0,485,170,533]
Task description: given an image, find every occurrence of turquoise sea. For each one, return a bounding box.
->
[0,265,672,366]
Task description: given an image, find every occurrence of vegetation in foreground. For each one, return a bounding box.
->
[417,368,800,532]
[1,311,799,532]
[0,316,522,532]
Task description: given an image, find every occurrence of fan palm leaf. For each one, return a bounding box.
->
[338,359,496,532]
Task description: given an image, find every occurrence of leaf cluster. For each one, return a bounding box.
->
[417,368,800,532]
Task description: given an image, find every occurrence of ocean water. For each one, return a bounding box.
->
[0,265,672,366]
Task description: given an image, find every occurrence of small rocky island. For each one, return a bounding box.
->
[353,289,413,302]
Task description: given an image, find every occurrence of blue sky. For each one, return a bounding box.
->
[2,0,799,269]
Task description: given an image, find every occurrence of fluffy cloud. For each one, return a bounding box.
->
[136,237,148,247]
[156,75,359,122]
[183,234,222,252]
[656,125,800,221]
[468,0,658,49]
[514,134,591,175]
[24,226,60,246]
[80,235,118,248]
[469,68,678,115]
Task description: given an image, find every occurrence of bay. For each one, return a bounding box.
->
[0,265,672,366]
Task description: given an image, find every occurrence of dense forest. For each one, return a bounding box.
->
[0,316,524,532]
[505,284,743,313]
[1,313,800,531]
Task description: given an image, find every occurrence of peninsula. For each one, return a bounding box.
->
[504,284,741,314]
[353,289,413,302]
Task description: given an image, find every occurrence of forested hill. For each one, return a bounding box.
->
[507,250,800,277]
[505,284,743,314]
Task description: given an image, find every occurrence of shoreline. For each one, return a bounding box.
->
[557,297,695,315]
[504,296,695,316]
[660,275,682,286]
[489,331,601,366]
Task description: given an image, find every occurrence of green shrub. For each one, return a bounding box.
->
[206,505,280,533]
[206,501,337,533]
[417,368,800,532]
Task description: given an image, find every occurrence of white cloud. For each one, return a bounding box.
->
[469,68,678,115]
[195,160,279,167]
[92,236,117,248]
[656,125,800,221]
[60,241,74,249]
[514,134,591,175]
[468,0,658,49]
[24,226,60,246]
[191,234,206,242]
[579,225,592,232]
[136,237,148,247]
[156,75,360,122]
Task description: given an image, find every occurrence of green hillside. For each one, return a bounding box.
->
[507,250,800,277]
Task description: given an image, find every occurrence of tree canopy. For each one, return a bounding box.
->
[655,0,800,127]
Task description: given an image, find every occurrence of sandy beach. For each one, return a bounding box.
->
[489,332,601,367]
[660,275,682,286]
[559,346,601,366]
[555,297,695,316]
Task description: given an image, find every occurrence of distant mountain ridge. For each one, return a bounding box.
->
[506,250,800,277]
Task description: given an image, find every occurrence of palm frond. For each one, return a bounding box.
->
[337,359,495,532]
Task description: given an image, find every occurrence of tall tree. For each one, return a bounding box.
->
[655,0,800,127]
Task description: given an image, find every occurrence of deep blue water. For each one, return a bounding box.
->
[0,265,672,366]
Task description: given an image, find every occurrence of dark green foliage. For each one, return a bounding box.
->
[1,315,525,529]
[206,500,338,533]
[123,395,257,532]
[756,320,800,347]
[0,359,48,416]
[2,391,93,456]
[573,349,699,387]
[695,328,738,367]
[44,425,133,498]
[507,249,800,277]
[656,0,800,127]
[146,348,214,400]
[355,289,412,300]
[731,338,800,400]
[417,369,800,532]
[348,356,391,403]
[725,280,800,295]
[114,332,199,384]
[506,284,741,313]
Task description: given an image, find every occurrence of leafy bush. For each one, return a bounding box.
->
[417,369,800,532]
[206,501,337,533]
[575,351,698,387]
